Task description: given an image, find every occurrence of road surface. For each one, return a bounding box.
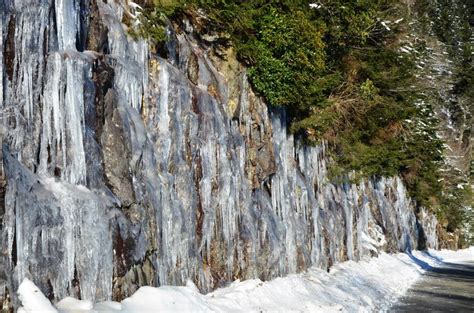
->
[392,252,474,312]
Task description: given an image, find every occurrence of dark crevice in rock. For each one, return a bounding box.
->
[71,266,81,299]
[86,0,109,53]
[76,0,90,52]
[44,279,54,301]
[92,57,115,141]
[11,228,17,268]
[4,16,16,81]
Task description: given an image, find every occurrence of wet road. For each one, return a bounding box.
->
[392,253,474,312]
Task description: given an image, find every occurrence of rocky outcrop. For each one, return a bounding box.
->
[0,0,439,310]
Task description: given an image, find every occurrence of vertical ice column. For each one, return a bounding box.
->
[393,177,416,251]
[38,52,88,185]
[157,63,171,155]
[97,0,148,112]
[2,3,50,166]
[342,183,356,261]
[38,53,63,178]
[355,182,371,258]
[269,109,301,273]
[294,144,325,267]
[63,56,87,184]
[56,0,79,50]
[419,208,439,249]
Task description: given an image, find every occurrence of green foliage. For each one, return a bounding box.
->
[125,0,186,43]
[246,9,327,111]
[360,79,379,101]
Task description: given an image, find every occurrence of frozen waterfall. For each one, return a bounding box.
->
[0,0,437,308]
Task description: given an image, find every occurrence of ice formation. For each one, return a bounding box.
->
[0,0,438,307]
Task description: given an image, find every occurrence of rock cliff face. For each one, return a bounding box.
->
[0,0,438,309]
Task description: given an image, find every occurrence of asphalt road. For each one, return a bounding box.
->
[391,253,474,312]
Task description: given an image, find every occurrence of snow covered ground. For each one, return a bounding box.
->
[18,248,474,313]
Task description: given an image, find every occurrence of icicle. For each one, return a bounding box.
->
[55,0,79,50]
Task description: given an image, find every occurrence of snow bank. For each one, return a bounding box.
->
[18,248,473,313]
[427,247,474,263]
[17,279,57,313]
